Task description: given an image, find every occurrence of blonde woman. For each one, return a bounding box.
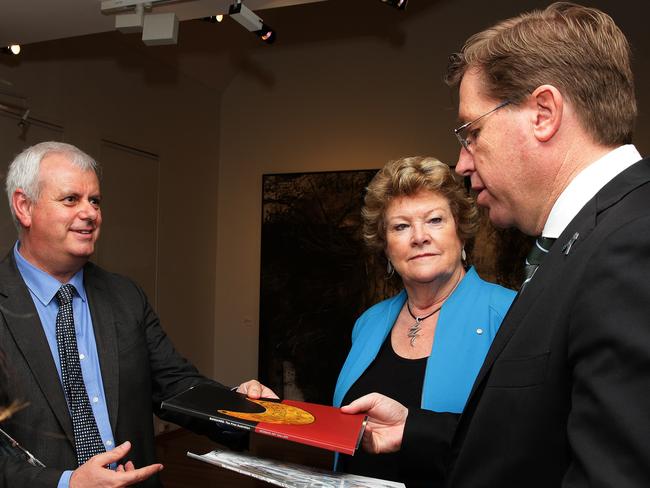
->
[333,157,515,486]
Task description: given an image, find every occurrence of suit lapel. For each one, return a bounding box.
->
[0,255,75,444]
[84,264,120,430]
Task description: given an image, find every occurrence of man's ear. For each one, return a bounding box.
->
[12,189,33,229]
[530,84,563,142]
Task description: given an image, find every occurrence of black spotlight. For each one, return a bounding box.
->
[1,45,21,56]
[256,24,276,44]
[381,0,408,10]
[229,1,276,44]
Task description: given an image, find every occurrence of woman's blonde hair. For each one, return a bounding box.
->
[362,156,479,252]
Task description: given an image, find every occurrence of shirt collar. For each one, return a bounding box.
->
[13,241,87,306]
[542,144,642,238]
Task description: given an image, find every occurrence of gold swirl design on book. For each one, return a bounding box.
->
[219,399,315,425]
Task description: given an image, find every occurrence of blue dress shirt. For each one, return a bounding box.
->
[14,243,116,487]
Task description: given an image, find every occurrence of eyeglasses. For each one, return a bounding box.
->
[454,100,511,151]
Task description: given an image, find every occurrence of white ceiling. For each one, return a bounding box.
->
[0,0,327,47]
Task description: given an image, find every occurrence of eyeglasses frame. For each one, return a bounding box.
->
[454,100,511,151]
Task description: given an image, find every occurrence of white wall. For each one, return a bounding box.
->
[0,32,221,378]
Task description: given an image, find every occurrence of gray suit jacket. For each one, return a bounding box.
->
[403,158,650,487]
[0,254,227,487]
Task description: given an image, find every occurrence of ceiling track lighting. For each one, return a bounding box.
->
[381,0,408,10]
[102,0,277,45]
[202,14,224,23]
[228,1,276,44]
[1,45,21,56]
[102,0,179,45]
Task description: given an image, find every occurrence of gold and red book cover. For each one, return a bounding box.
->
[161,383,367,455]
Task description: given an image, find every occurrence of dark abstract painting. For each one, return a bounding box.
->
[259,169,398,405]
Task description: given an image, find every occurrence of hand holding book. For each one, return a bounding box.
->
[234,379,280,400]
[340,392,408,454]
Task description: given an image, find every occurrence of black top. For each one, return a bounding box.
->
[339,334,430,487]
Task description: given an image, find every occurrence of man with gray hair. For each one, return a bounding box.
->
[343,3,650,487]
[0,141,274,487]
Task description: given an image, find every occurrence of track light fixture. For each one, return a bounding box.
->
[202,14,224,23]
[102,1,178,45]
[1,45,21,56]
[381,0,408,10]
[228,1,276,44]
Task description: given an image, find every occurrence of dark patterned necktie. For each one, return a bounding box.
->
[55,284,106,465]
[521,236,557,292]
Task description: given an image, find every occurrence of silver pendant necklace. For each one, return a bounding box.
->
[406,302,442,346]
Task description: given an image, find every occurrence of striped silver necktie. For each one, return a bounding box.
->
[521,236,556,292]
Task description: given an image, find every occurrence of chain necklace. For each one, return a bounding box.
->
[406,302,442,346]
[404,270,464,346]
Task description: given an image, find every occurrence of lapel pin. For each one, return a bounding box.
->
[562,232,580,255]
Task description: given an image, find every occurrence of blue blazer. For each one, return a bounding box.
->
[333,267,515,413]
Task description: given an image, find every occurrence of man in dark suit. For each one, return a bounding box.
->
[342,3,650,487]
[0,141,274,487]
